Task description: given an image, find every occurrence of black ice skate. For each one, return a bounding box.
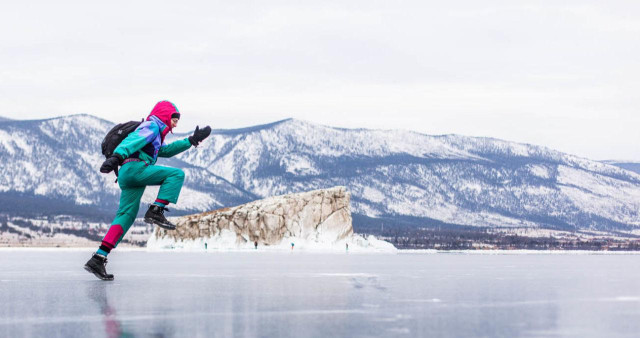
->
[84,254,114,281]
[144,205,176,230]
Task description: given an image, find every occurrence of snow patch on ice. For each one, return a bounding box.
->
[147,231,396,253]
[612,296,640,302]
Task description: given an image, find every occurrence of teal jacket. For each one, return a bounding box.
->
[114,115,191,165]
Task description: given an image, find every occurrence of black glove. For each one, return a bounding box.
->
[100,154,123,173]
[188,125,211,147]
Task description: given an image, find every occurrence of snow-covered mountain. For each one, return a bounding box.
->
[0,114,256,219]
[175,118,640,233]
[2,115,640,235]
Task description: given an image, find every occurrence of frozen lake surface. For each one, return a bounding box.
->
[1,250,640,337]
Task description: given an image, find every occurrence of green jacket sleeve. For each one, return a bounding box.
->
[113,122,160,159]
[158,138,192,158]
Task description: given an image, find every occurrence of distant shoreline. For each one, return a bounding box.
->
[2,247,640,255]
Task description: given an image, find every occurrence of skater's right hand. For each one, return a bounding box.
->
[189,125,212,147]
[100,155,122,173]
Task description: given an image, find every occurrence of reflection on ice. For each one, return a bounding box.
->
[86,283,125,338]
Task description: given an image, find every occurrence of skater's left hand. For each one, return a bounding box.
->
[100,155,122,173]
[189,125,212,147]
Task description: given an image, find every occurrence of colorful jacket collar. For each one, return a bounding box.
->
[147,115,169,142]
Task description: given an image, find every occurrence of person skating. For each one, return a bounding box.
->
[84,101,211,281]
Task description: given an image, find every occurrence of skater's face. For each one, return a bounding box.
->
[171,118,179,129]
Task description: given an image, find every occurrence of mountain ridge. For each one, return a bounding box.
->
[1,114,640,239]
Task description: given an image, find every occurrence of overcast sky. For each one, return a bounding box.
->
[1,1,639,161]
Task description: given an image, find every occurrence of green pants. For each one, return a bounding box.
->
[109,161,185,246]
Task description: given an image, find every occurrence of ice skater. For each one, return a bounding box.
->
[84,101,211,280]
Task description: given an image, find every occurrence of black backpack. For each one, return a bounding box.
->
[101,120,142,178]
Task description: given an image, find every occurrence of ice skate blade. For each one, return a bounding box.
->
[84,265,114,281]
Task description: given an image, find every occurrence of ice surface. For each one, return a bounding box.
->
[1,250,640,337]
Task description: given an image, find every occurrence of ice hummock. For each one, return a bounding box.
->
[147,229,397,253]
